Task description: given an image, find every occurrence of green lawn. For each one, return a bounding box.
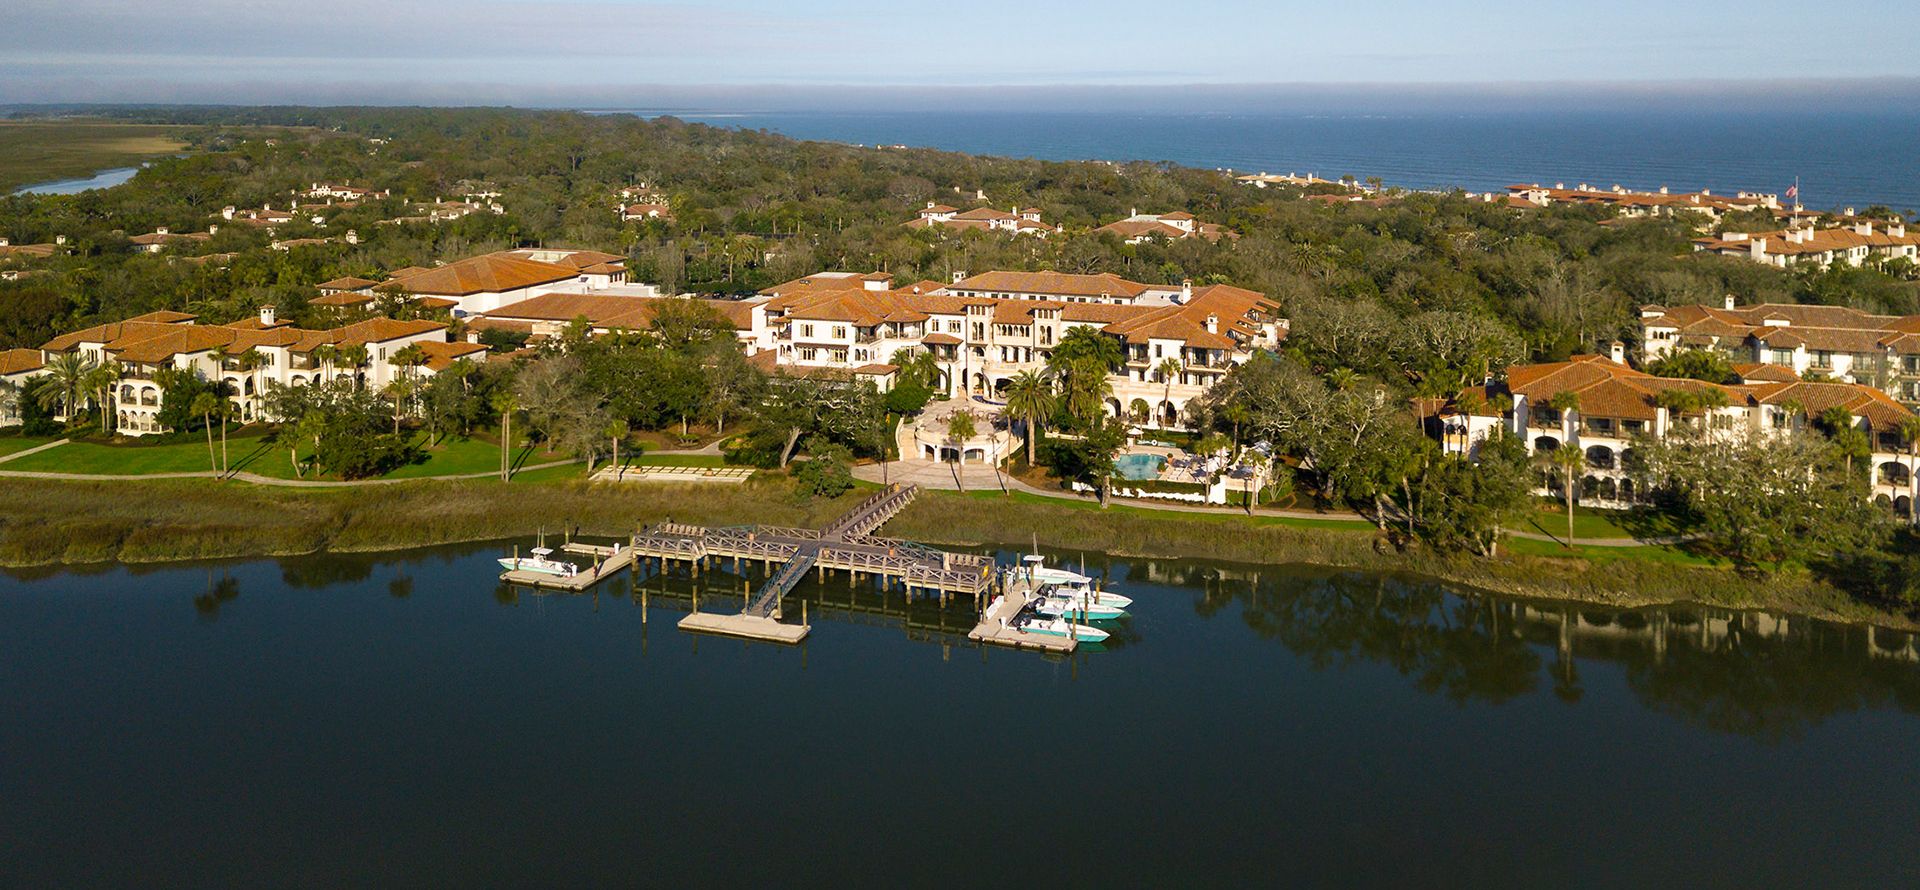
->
[951,488,1373,532]
[3,434,275,475]
[0,436,55,458]
[382,434,566,479]
[1517,503,1683,541]
[1503,535,1726,567]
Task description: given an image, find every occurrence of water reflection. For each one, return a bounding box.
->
[1125,557,1920,741]
[191,571,241,621]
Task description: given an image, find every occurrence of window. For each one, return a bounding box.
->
[1769,348,1794,365]
[800,347,818,362]
[833,326,848,339]
[831,349,848,363]
[800,324,814,338]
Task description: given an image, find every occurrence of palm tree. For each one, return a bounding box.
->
[1814,407,1868,479]
[1155,356,1183,428]
[1002,370,1054,468]
[898,348,941,394]
[608,419,630,479]
[1547,444,1585,548]
[337,344,371,390]
[82,360,123,435]
[383,378,411,437]
[190,391,220,472]
[491,391,517,482]
[1900,415,1920,526]
[945,410,978,492]
[34,352,95,426]
[310,343,339,383]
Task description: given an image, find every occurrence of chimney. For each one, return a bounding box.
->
[1609,341,1625,363]
[951,270,966,285]
[925,200,935,209]
[1659,186,1669,195]
[1724,294,1738,310]
[346,229,359,245]
[1855,221,1873,236]
[156,226,169,235]
[1181,279,1193,302]
[1205,314,1218,334]
[259,304,277,326]
[0,238,8,246]
[208,225,219,236]
[54,235,65,245]
[222,206,236,219]
[1750,237,1768,259]
[1891,223,1906,238]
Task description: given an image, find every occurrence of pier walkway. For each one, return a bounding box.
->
[626,484,996,643]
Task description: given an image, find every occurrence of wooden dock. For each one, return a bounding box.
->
[498,541,637,591]
[966,579,1078,654]
[621,484,995,644]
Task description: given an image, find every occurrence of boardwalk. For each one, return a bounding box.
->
[625,484,996,643]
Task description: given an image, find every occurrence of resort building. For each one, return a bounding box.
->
[1638,298,1920,404]
[128,227,215,253]
[1430,353,1920,515]
[619,202,672,222]
[306,182,389,201]
[1505,183,1780,220]
[1,348,45,426]
[1094,210,1234,244]
[750,270,1285,430]
[470,291,758,347]
[1235,172,1340,189]
[1689,220,1919,268]
[31,307,462,435]
[940,270,1188,305]
[218,204,318,227]
[901,204,1057,237]
[368,249,635,316]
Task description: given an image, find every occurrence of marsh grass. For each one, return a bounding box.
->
[0,475,1902,628]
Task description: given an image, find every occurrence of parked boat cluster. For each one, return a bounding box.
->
[995,555,1133,644]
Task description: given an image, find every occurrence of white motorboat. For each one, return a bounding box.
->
[1032,591,1128,621]
[498,546,578,577]
[1017,556,1134,608]
[1010,613,1110,643]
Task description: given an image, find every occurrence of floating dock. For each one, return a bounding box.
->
[498,541,637,591]
[966,581,1078,653]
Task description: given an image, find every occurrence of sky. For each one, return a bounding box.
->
[4,0,1919,108]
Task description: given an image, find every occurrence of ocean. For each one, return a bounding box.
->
[616,109,1920,214]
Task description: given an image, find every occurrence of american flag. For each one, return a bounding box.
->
[1786,183,1799,199]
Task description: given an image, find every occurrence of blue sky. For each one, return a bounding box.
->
[4,0,1918,106]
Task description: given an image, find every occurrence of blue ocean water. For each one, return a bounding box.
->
[628,110,1920,214]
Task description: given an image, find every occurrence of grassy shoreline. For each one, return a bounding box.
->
[0,475,1910,630]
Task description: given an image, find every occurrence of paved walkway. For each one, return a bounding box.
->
[0,438,69,465]
[854,459,1685,548]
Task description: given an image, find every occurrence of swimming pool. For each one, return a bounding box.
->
[1114,453,1166,481]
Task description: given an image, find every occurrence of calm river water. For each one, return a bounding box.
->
[3,543,1917,887]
